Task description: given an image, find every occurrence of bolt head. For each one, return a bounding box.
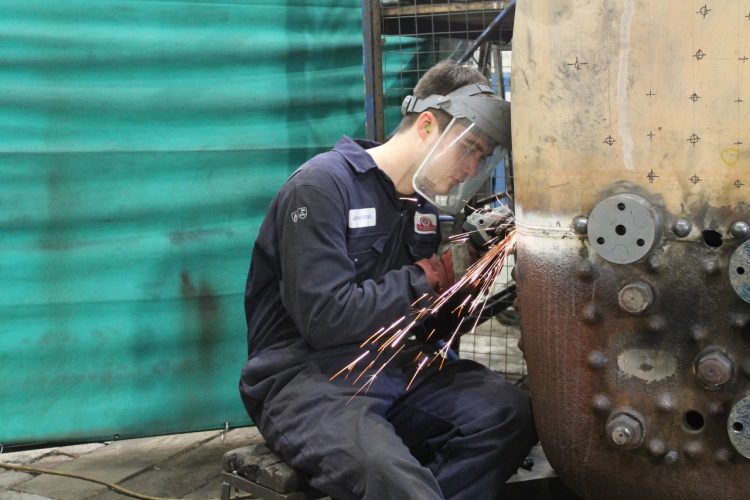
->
[696,350,734,387]
[618,282,654,314]
[606,412,644,450]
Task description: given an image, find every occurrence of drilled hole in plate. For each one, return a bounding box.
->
[615,224,627,236]
[738,267,746,275]
[733,421,745,433]
[617,202,626,211]
[636,239,645,247]
[683,410,705,431]
[702,229,723,248]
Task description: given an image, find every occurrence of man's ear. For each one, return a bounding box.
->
[416,111,437,140]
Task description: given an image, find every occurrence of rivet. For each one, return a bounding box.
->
[672,218,692,238]
[702,256,721,275]
[707,401,725,417]
[573,216,589,235]
[690,325,708,342]
[647,315,667,332]
[592,394,612,414]
[715,447,733,464]
[730,221,750,239]
[683,441,704,458]
[664,449,679,465]
[648,438,666,457]
[656,393,678,413]
[731,312,750,329]
[576,260,595,281]
[582,303,602,324]
[587,350,608,369]
[618,282,654,314]
[512,297,521,312]
[647,253,663,273]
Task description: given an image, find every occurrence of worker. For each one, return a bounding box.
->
[239,60,537,500]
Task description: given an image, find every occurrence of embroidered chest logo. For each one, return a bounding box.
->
[414,212,437,234]
[290,207,307,223]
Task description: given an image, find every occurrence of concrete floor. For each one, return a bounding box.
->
[0,427,564,500]
[0,427,263,500]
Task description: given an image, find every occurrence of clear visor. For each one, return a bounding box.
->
[412,117,505,213]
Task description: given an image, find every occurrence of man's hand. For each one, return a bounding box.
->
[415,251,454,293]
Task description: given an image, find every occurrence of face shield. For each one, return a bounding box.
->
[402,82,511,213]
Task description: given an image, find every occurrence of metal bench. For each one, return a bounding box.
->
[220,443,325,500]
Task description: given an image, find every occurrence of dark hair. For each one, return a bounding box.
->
[396,60,490,133]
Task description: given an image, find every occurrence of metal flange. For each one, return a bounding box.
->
[728,395,750,459]
[587,194,660,264]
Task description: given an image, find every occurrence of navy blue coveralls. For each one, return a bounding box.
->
[240,137,536,500]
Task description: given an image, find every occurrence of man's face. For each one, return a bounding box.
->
[423,124,495,195]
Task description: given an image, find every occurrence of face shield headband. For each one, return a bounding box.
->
[402,83,511,213]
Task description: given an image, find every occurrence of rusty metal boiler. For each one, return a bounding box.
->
[512,2,750,498]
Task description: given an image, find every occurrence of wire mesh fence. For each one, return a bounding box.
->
[370,1,524,381]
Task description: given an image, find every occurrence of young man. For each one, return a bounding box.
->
[240,60,537,500]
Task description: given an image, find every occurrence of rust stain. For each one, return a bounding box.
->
[180,272,197,297]
[38,330,73,346]
[170,228,234,245]
[179,271,221,363]
[197,282,220,346]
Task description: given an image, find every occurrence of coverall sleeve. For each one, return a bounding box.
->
[276,181,434,350]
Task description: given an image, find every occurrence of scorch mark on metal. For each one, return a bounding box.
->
[617,348,677,383]
[617,0,635,171]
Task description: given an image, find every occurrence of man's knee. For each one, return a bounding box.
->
[482,382,537,447]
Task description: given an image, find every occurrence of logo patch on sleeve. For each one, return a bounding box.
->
[348,207,376,228]
[415,212,438,234]
[290,207,307,223]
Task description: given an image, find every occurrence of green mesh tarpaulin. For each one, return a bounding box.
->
[0,0,365,445]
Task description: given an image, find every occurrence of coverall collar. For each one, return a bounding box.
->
[333,135,429,209]
[333,136,381,174]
